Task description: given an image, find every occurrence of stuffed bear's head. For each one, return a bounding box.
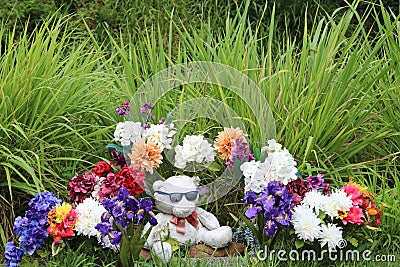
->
[153,176,200,218]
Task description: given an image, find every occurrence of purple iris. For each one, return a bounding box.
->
[96,187,158,248]
[243,182,294,237]
[116,101,130,116]
[4,242,24,267]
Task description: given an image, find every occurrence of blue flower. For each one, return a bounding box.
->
[4,242,24,267]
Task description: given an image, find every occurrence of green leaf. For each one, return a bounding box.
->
[365,225,382,231]
[260,152,268,163]
[253,147,261,161]
[295,240,305,249]
[236,212,263,246]
[317,210,326,220]
[166,238,180,252]
[106,143,123,152]
[206,162,221,172]
[233,158,243,179]
[345,236,358,248]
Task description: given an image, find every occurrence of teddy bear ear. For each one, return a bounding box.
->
[192,176,200,187]
[153,180,164,191]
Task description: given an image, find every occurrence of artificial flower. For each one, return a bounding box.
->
[214,127,246,160]
[319,223,343,251]
[291,205,322,242]
[260,139,298,185]
[322,189,353,219]
[286,178,309,205]
[174,135,215,169]
[92,161,112,177]
[4,242,24,267]
[75,198,107,237]
[114,121,143,147]
[128,139,163,173]
[143,123,176,150]
[301,190,327,214]
[116,101,130,116]
[68,172,97,204]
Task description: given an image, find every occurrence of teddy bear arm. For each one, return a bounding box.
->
[196,207,220,230]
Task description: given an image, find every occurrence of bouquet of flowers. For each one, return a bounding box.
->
[236,139,383,253]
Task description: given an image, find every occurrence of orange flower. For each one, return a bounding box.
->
[128,139,162,174]
[214,127,247,160]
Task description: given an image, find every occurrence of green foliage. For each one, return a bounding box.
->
[0,17,118,247]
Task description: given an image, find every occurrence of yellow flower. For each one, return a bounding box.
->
[54,203,72,223]
[336,210,348,220]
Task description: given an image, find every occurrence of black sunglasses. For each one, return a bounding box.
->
[155,191,199,203]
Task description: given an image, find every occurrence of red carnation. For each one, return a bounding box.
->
[98,172,124,200]
[286,178,309,206]
[116,166,146,196]
[92,161,112,177]
[68,172,97,203]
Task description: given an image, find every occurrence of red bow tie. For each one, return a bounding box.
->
[170,211,199,234]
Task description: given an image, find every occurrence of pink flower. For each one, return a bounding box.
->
[98,172,124,200]
[342,206,364,225]
[68,172,97,203]
[342,185,363,206]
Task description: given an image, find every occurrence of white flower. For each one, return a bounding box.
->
[91,176,103,201]
[144,123,176,150]
[301,190,328,214]
[260,139,298,185]
[322,189,353,218]
[241,160,269,193]
[292,205,322,242]
[114,121,143,147]
[174,135,215,169]
[75,198,106,237]
[319,223,343,251]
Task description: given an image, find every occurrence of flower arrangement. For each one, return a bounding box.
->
[4,100,384,266]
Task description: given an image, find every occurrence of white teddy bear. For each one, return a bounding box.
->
[143,175,232,262]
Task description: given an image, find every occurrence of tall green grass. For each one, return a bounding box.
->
[0,18,119,247]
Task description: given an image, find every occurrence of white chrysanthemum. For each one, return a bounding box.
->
[241,160,269,193]
[260,139,298,185]
[322,189,353,218]
[319,223,343,251]
[144,123,176,150]
[292,205,322,242]
[174,135,215,169]
[75,198,107,237]
[114,121,143,147]
[302,190,328,214]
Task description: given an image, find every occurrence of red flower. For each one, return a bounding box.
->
[63,209,77,228]
[68,172,97,203]
[116,166,146,196]
[98,172,124,200]
[286,178,309,206]
[92,161,112,177]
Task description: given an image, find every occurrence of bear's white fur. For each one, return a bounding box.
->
[143,175,232,262]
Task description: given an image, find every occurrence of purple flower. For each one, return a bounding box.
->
[140,102,156,119]
[137,198,157,225]
[307,174,325,190]
[108,231,123,245]
[244,182,294,238]
[245,205,261,219]
[226,137,251,169]
[4,242,24,267]
[111,149,127,168]
[264,219,278,237]
[116,101,130,116]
